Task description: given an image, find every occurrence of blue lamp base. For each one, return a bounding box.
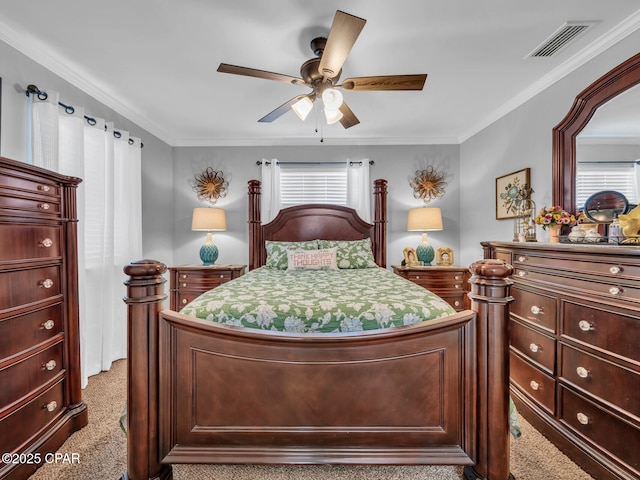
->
[199,232,219,265]
[416,233,435,265]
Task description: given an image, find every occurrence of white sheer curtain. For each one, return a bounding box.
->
[30,90,143,387]
[347,159,371,222]
[260,159,281,223]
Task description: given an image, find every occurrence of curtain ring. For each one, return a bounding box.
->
[113,131,122,139]
[85,116,97,126]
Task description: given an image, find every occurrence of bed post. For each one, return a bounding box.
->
[373,178,387,268]
[122,260,172,480]
[248,180,261,271]
[465,259,514,480]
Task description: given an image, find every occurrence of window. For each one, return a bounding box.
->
[279,163,348,208]
[575,162,637,209]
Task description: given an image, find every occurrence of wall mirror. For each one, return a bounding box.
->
[552,52,640,212]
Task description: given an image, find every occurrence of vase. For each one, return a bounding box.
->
[549,225,561,243]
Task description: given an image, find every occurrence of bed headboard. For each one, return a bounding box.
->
[248,179,388,270]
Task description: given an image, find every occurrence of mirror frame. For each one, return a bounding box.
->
[552,51,640,211]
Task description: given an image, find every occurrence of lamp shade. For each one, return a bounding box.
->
[291,96,314,121]
[192,207,227,231]
[407,207,443,231]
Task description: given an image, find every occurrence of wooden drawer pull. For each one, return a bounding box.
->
[40,238,54,248]
[608,286,622,296]
[529,343,541,353]
[576,412,589,425]
[578,320,594,332]
[576,366,590,379]
[40,279,54,289]
[530,305,543,315]
[42,319,55,330]
[43,360,57,371]
[44,401,57,412]
[529,380,540,391]
[38,203,51,210]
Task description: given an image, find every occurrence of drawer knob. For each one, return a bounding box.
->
[42,319,55,330]
[517,270,527,277]
[40,278,54,289]
[576,366,590,379]
[576,412,589,425]
[518,255,527,262]
[454,300,460,307]
[454,275,461,280]
[608,286,622,296]
[182,283,187,287]
[219,274,224,278]
[529,380,540,391]
[529,343,541,353]
[181,274,188,279]
[44,401,57,412]
[40,238,54,248]
[43,360,57,371]
[38,185,51,192]
[38,203,51,210]
[530,305,543,315]
[455,284,460,289]
[609,266,622,275]
[578,320,594,332]
[415,276,420,279]
[182,299,188,305]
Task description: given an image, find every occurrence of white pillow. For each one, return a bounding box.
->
[287,247,338,270]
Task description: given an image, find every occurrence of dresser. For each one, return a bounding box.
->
[482,241,639,480]
[169,264,246,310]
[0,157,88,480]
[391,265,470,311]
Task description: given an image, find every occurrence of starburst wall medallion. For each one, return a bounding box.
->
[410,166,447,204]
[192,167,228,204]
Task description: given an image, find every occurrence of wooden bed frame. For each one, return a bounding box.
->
[122,179,514,480]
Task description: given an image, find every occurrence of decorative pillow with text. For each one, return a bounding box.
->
[287,247,338,270]
[265,240,318,269]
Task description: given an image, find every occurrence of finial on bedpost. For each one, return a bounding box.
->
[248,180,262,271]
[466,259,514,480]
[373,179,388,268]
[122,260,172,480]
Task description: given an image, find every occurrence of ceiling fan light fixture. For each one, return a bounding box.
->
[291,96,314,121]
[324,107,343,125]
[321,88,344,110]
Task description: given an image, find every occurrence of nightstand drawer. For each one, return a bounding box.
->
[510,319,555,373]
[510,350,555,413]
[169,265,247,311]
[175,270,233,290]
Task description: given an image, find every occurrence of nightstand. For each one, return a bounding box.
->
[169,264,246,310]
[392,265,470,311]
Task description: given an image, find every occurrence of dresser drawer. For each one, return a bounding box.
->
[559,386,640,474]
[510,319,555,373]
[175,269,233,290]
[510,351,555,413]
[0,379,65,457]
[559,344,640,418]
[0,224,62,263]
[510,286,557,333]
[0,193,61,218]
[561,300,639,362]
[0,265,61,311]
[0,303,63,360]
[0,171,60,199]
[0,340,64,407]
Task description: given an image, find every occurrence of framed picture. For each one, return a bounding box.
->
[436,247,454,266]
[402,247,419,266]
[496,168,530,220]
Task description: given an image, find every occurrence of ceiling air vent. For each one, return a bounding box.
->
[527,21,598,58]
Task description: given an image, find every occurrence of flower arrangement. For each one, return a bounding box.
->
[534,206,576,230]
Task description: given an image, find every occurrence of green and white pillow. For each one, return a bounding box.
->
[318,239,377,269]
[265,240,318,269]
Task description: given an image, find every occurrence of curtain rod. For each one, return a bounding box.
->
[256,160,374,166]
[578,160,639,164]
[25,84,143,148]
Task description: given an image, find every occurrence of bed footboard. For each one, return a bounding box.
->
[122,259,512,480]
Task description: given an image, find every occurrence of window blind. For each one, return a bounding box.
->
[279,163,347,207]
[575,162,637,208]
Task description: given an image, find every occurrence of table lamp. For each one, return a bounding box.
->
[407,207,443,265]
[192,207,226,265]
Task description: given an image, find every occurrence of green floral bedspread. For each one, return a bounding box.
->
[180,266,456,333]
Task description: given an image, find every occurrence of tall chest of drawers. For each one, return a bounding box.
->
[0,157,88,479]
[482,241,640,480]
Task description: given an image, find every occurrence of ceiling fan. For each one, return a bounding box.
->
[217,10,427,129]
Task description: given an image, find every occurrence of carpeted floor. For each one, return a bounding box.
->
[28,359,594,480]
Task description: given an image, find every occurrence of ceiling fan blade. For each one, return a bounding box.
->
[341,74,427,91]
[217,63,305,85]
[339,101,360,129]
[258,96,306,123]
[318,11,366,80]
